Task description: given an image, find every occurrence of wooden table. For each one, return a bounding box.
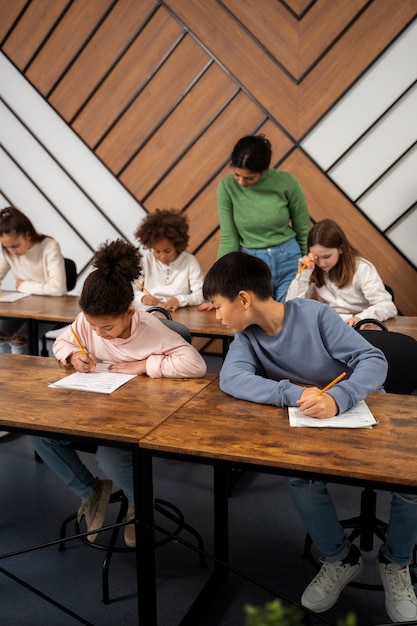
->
[0,353,215,623]
[1,296,234,357]
[139,380,417,624]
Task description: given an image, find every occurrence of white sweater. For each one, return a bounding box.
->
[286,257,397,321]
[0,237,67,296]
[134,250,204,307]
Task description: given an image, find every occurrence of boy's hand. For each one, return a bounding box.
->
[69,351,97,372]
[297,387,338,418]
[108,360,147,375]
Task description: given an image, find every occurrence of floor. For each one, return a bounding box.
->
[0,351,409,625]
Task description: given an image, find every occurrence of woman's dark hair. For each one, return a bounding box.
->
[134,208,189,253]
[230,135,272,172]
[0,206,46,248]
[203,251,272,301]
[308,219,359,289]
[79,239,142,317]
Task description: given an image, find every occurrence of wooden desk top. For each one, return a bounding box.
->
[141,379,417,490]
[172,306,233,338]
[383,316,417,342]
[0,354,215,443]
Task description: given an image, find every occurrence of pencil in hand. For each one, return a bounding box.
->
[296,254,317,277]
[135,280,156,299]
[316,372,346,396]
[71,326,94,370]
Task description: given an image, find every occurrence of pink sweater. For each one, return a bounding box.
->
[53,309,207,379]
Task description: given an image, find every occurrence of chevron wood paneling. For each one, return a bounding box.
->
[1,0,416,313]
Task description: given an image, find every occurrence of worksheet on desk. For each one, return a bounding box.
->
[288,400,377,428]
[0,291,30,302]
[49,362,136,394]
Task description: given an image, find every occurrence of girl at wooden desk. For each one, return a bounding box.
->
[286,219,397,326]
[31,239,206,548]
[133,208,204,312]
[0,205,66,353]
[203,251,417,624]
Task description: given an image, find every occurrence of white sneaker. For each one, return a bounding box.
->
[377,556,417,623]
[302,546,363,612]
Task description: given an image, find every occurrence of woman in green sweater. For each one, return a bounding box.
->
[217,135,311,301]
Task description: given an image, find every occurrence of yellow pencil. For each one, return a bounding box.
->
[316,372,346,396]
[296,254,317,277]
[135,280,155,299]
[70,326,87,356]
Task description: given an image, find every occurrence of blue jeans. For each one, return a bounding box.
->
[31,437,134,503]
[287,478,417,565]
[241,238,301,302]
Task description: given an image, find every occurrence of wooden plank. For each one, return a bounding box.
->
[73,6,183,146]
[98,34,210,173]
[137,91,265,209]
[26,0,114,96]
[163,0,298,137]
[299,0,417,135]
[49,0,156,120]
[299,0,369,75]
[221,0,298,77]
[282,149,417,315]
[120,63,236,196]
[0,0,29,42]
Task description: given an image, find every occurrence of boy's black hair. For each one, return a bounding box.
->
[79,239,142,317]
[203,252,272,301]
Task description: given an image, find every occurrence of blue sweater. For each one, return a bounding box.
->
[219,299,387,414]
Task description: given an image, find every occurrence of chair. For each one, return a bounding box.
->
[304,319,417,589]
[40,258,77,356]
[54,310,206,603]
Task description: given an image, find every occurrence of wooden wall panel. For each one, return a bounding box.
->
[73,6,184,146]
[25,0,114,95]
[2,0,69,68]
[1,0,417,313]
[298,0,417,134]
[98,35,211,174]
[0,0,27,41]
[49,0,155,120]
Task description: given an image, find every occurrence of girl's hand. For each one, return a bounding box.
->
[108,360,148,375]
[296,387,338,418]
[142,294,162,306]
[69,351,97,372]
[197,302,215,311]
[345,316,361,327]
[16,279,23,289]
[161,297,179,312]
[297,253,316,272]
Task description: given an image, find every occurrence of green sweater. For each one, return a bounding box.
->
[217,168,310,258]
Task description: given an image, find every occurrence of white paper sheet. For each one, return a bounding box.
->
[288,400,377,428]
[0,291,30,302]
[49,362,136,394]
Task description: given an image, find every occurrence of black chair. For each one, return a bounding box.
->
[305,319,417,589]
[54,312,206,603]
[40,258,77,356]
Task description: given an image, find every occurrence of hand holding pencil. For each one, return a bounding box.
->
[296,253,317,277]
[70,326,96,372]
[296,372,347,419]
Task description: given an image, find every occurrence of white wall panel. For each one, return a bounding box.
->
[358,146,417,231]
[301,20,417,169]
[388,210,417,268]
[329,85,417,199]
[0,53,145,242]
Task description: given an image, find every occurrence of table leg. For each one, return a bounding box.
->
[135,446,157,624]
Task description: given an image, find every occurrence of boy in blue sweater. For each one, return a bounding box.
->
[203,251,417,624]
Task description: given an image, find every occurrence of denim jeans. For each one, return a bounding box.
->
[287,478,417,565]
[241,238,301,302]
[31,437,134,502]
